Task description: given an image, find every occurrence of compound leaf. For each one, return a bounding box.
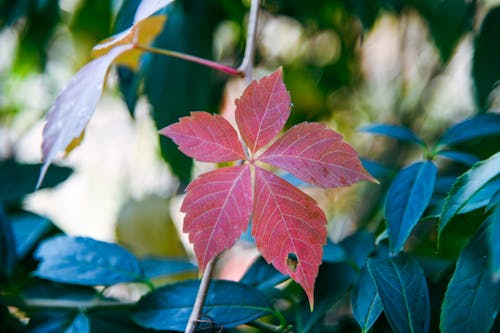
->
[235,67,290,154]
[181,165,252,271]
[260,122,375,188]
[160,112,245,162]
[133,279,271,330]
[367,255,430,333]
[439,152,500,236]
[34,236,142,286]
[385,161,437,253]
[440,222,500,333]
[253,167,327,308]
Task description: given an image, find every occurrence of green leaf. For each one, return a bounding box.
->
[240,256,288,291]
[359,124,425,146]
[385,161,437,253]
[436,150,480,166]
[473,6,500,111]
[89,310,156,333]
[458,177,500,214]
[367,254,430,333]
[28,311,89,333]
[351,266,383,332]
[415,0,474,62]
[132,280,271,330]
[11,211,53,258]
[296,263,357,333]
[437,113,500,146]
[0,205,16,281]
[439,152,500,236]
[0,159,72,205]
[440,222,500,333]
[488,191,500,281]
[339,230,375,269]
[143,1,222,185]
[140,258,196,279]
[34,236,142,286]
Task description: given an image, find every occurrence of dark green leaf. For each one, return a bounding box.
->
[339,230,375,269]
[90,310,156,333]
[385,161,437,253]
[143,1,223,185]
[361,159,395,181]
[34,236,142,286]
[0,159,72,205]
[11,212,53,258]
[473,6,500,111]
[458,177,500,214]
[488,191,500,281]
[439,152,500,236]
[0,205,16,280]
[440,222,500,332]
[140,257,196,279]
[436,150,480,166]
[322,239,348,263]
[367,254,430,333]
[359,124,425,146]
[70,0,112,44]
[415,0,474,62]
[296,263,356,333]
[113,0,142,115]
[351,266,383,332]
[27,311,89,333]
[132,279,271,330]
[240,256,288,291]
[438,113,500,146]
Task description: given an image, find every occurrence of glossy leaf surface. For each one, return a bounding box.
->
[458,177,500,214]
[235,67,290,153]
[253,167,327,307]
[359,124,425,146]
[160,112,245,162]
[260,122,375,188]
[11,212,53,258]
[385,161,437,253]
[440,222,500,333]
[34,236,142,286]
[436,150,480,166]
[368,255,430,333]
[440,151,500,235]
[182,165,252,271]
[133,279,271,330]
[351,266,383,332]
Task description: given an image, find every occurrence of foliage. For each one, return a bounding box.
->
[0,0,499,332]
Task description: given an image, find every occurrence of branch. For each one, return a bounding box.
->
[238,0,261,83]
[184,256,217,333]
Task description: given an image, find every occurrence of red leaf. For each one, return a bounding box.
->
[38,44,132,188]
[258,122,375,188]
[252,167,327,307]
[182,165,253,271]
[235,68,290,154]
[160,112,245,162]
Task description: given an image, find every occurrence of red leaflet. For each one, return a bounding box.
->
[253,167,327,308]
[235,67,290,154]
[160,112,245,162]
[161,68,375,308]
[259,122,375,188]
[181,165,253,271]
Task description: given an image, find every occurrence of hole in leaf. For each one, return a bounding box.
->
[287,253,298,272]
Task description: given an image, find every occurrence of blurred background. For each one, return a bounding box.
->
[1,0,499,277]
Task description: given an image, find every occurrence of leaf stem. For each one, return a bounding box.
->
[184,256,217,333]
[238,0,261,84]
[134,44,243,77]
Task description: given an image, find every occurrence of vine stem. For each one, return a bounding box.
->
[183,2,260,333]
[184,256,217,333]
